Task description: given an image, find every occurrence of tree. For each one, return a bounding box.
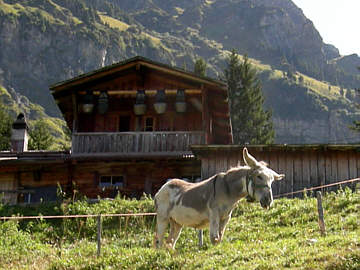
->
[194,57,207,76]
[0,105,12,151]
[28,119,54,150]
[224,50,274,144]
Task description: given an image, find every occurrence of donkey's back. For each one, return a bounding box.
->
[155,178,211,228]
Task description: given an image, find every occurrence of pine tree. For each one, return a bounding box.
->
[28,119,54,150]
[194,57,207,76]
[224,50,274,144]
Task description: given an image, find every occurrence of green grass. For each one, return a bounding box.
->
[228,51,354,104]
[0,189,359,269]
[99,14,130,31]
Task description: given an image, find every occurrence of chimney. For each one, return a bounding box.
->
[11,113,29,152]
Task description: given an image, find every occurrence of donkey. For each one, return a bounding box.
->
[154,147,285,249]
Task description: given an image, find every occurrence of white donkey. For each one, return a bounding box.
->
[154,147,285,249]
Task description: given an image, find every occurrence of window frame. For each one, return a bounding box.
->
[99,175,125,188]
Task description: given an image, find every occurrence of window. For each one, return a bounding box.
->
[145,117,154,131]
[99,175,124,188]
[119,116,131,132]
[135,116,155,131]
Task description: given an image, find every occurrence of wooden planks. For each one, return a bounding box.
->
[198,147,360,197]
[72,131,205,155]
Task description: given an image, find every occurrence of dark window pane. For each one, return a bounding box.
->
[100,176,112,187]
[112,176,124,187]
[119,116,131,132]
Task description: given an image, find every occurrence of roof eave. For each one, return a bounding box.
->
[50,56,226,93]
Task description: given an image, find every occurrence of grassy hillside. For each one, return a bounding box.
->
[0,189,359,269]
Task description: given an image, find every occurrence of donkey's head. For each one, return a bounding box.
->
[243,148,285,209]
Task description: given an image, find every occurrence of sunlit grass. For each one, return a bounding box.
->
[99,14,130,31]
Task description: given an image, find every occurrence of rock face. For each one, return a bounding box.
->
[0,0,359,144]
[333,54,360,76]
[0,15,115,116]
[274,115,359,144]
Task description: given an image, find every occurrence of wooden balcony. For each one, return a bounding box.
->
[71,131,205,157]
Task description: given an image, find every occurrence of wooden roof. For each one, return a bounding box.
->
[50,56,226,94]
[191,144,360,156]
[0,151,196,165]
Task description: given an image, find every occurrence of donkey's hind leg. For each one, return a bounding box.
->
[166,218,183,249]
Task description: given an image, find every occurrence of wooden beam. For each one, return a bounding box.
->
[141,62,226,88]
[213,118,231,128]
[71,92,78,133]
[201,85,211,144]
[212,111,230,119]
[89,89,202,96]
[135,64,145,89]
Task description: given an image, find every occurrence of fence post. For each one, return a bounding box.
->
[198,229,203,248]
[356,182,360,193]
[195,177,203,248]
[97,214,102,257]
[316,191,326,236]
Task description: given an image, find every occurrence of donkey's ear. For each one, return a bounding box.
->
[274,172,285,181]
[243,147,260,168]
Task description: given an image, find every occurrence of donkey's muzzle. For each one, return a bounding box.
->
[260,195,273,209]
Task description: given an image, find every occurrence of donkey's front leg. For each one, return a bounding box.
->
[154,217,168,248]
[209,210,221,245]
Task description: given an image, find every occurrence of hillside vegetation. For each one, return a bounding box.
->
[0,189,359,269]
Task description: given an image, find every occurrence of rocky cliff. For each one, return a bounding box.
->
[0,0,359,144]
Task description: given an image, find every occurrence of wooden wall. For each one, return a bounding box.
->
[0,158,201,204]
[71,159,200,199]
[198,146,360,197]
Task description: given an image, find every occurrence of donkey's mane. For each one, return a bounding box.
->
[259,161,269,167]
[226,165,249,173]
[225,160,268,174]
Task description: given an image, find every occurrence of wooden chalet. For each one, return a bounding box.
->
[0,56,233,204]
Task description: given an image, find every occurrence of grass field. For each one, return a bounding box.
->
[0,189,359,269]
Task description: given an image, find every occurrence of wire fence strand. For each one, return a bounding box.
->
[274,177,360,198]
[0,177,359,221]
[0,212,156,221]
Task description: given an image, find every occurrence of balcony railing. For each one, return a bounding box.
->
[71,131,205,156]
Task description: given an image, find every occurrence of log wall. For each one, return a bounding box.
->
[0,158,201,204]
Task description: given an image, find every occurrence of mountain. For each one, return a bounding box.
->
[0,0,359,144]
